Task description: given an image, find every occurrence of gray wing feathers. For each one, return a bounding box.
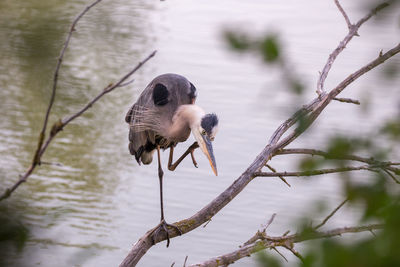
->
[125,73,196,164]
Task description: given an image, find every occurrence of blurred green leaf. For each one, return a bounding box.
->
[290,80,305,95]
[299,157,323,172]
[381,119,400,141]
[259,35,280,63]
[257,249,282,267]
[224,31,251,51]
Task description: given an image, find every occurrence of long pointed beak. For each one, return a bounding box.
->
[193,131,218,176]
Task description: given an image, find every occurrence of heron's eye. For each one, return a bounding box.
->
[201,129,206,135]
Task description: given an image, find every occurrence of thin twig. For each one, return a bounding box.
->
[272,247,288,262]
[264,213,277,231]
[275,148,400,174]
[40,161,63,167]
[283,245,304,262]
[243,213,276,246]
[317,2,389,94]
[254,165,379,178]
[382,169,400,184]
[333,97,360,105]
[183,256,188,267]
[334,0,353,30]
[314,198,348,230]
[118,79,135,88]
[265,164,291,187]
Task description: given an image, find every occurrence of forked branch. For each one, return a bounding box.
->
[0,0,156,201]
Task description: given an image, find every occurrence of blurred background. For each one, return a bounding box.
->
[0,0,399,266]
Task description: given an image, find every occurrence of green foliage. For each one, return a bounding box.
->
[259,35,280,63]
[302,177,400,267]
[0,205,29,267]
[299,157,323,172]
[224,31,251,51]
[257,250,283,267]
[346,175,393,219]
[381,118,400,141]
[224,31,280,63]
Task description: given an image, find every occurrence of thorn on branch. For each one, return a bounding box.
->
[203,218,212,228]
[283,230,290,237]
[272,247,288,262]
[265,164,291,187]
[283,245,305,262]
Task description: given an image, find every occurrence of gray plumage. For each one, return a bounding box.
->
[125,73,197,164]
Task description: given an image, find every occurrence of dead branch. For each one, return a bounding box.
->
[0,0,156,201]
[316,2,389,94]
[254,165,381,178]
[334,0,353,30]
[188,224,383,267]
[275,148,400,177]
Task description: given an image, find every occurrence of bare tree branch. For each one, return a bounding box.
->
[33,0,103,167]
[314,198,348,230]
[333,97,360,105]
[254,165,380,178]
[0,0,103,201]
[316,1,389,94]
[0,4,157,201]
[188,224,383,267]
[276,42,400,151]
[334,0,353,30]
[272,247,288,262]
[275,148,400,175]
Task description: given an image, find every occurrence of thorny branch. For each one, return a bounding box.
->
[119,1,399,266]
[254,164,396,178]
[188,224,384,267]
[193,198,349,267]
[0,0,156,201]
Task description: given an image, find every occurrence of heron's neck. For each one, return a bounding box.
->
[167,104,204,139]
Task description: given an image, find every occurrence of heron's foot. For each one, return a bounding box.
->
[189,142,199,168]
[190,150,198,168]
[151,219,182,247]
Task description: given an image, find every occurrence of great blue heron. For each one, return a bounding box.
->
[125,73,219,246]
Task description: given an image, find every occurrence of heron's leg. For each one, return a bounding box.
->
[168,142,199,171]
[157,145,166,221]
[152,145,182,247]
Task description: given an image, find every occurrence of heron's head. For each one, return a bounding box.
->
[192,113,219,176]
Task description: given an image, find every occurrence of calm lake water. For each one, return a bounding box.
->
[0,0,399,266]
